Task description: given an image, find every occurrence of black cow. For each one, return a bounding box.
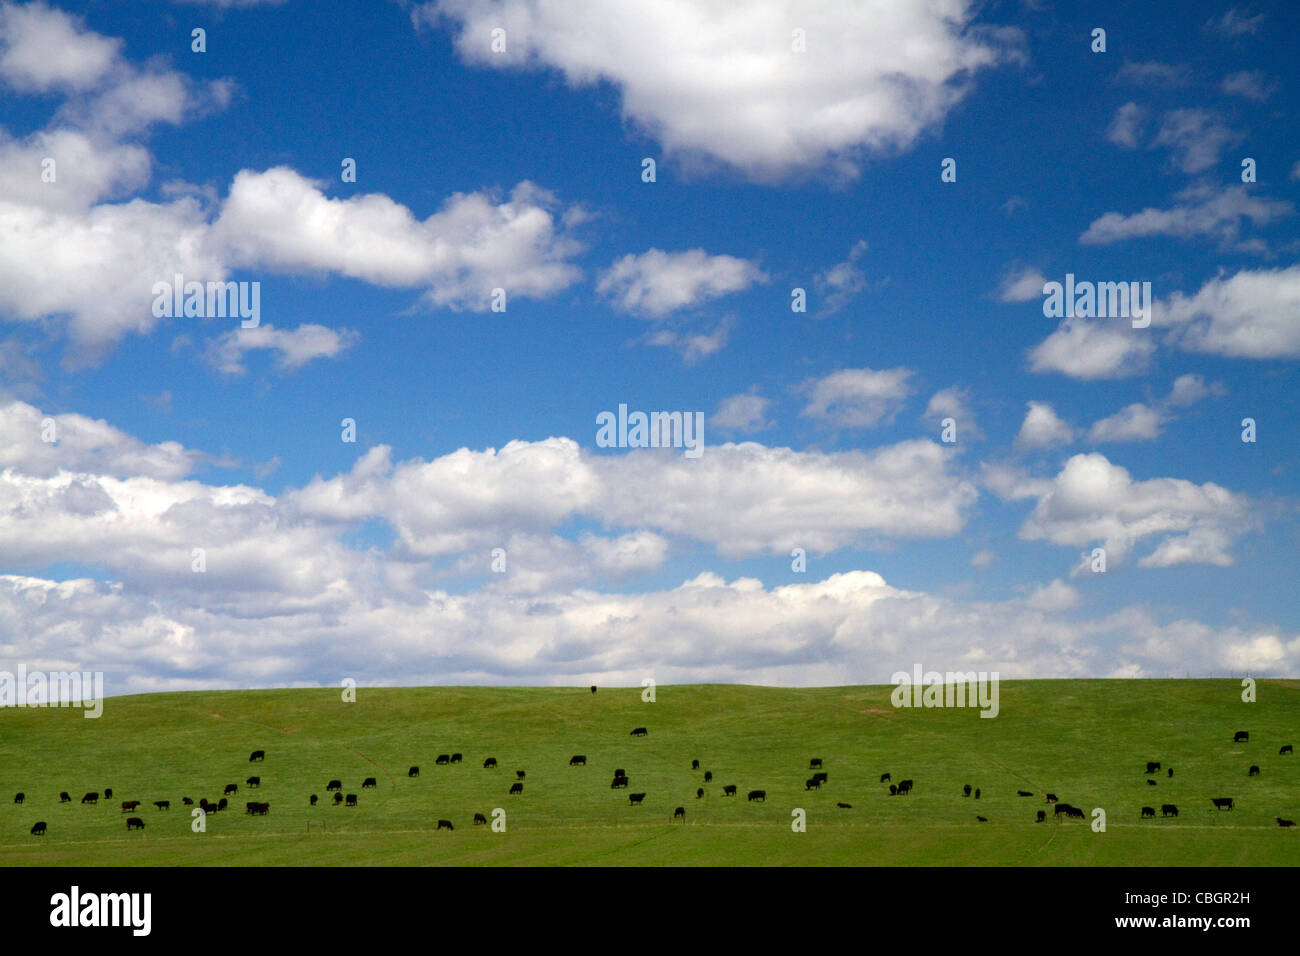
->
[1036,810,1046,822]
[120,800,140,812]
[1281,745,1293,755]
[611,776,628,789]
[126,817,145,831]
[1145,761,1161,774]
[310,794,318,806]
[963,784,971,797]
[898,779,913,795]
[217,797,227,810]
[673,806,685,822]
[333,792,343,805]
[247,776,260,788]
[837,802,852,809]
[362,777,377,789]
[1234,731,1249,743]
[974,788,981,799]
[1141,807,1156,818]
[59,792,70,803]
[1278,818,1296,827]
[516,770,525,779]
[976,815,988,822]
[437,819,453,831]
[474,813,488,825]
[104,788,112,799]
[723,785,737,796]
[1162,804,1179,817]
[245,801,265,815]
[1168,768,1173,778]
[696,787,704,799]
[630,727,648,737]
[224,783,238,795]
[805,778,820,791]
[812,772,828,785]
[613,769,626,778]
[436,754,450,765]
[692,759,700,770]
[345,794,357,806]
[30,821,46,836]
[810,758,823,769]
[1249,765,1260,776]
[747,790,766,802]
[409,766,420,777]
[483,758,497,769]
[154,800,169,810]
[12,793,23,805]
[629,793,646,805]
[590,685,597,694]
[704,771,713,783]
[1045,793,1058,803]
[569,755,586,766]
[1147,779,1157,786]
[1064,805,1085,819]
[326,780,342,791]
[1053,803,1071,816]
[880,773,891,783]
[509,782,523,795]
[450,754,462,764]
[249,750,265,762]
[1211,797,1234,811]
[1017,790,1033,797]
[889,784,898,795]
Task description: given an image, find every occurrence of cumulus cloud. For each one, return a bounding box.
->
[1014,401,1075,451]
[597,249,766,317]
[813,239,869,315]
[708,391,772,433]
[0,1,119,92]
[1087,403,1164,443]
[204,323,359,375]
[1159,264,1300,359]
[923,386,982,440]
[996,265,1046,302]
[797,367,914,429]
[1106,102,1147,148]
[1028,318,1156,380]
[1152,109,1240,174]
[1221,70,1274,101]
[415,0,1014,180]
[1080,184,1292,247]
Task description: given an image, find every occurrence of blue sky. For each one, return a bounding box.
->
[1,0,1298,693]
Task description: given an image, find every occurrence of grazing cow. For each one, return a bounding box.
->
[1053,803,1071,816]
[483,758,497,769]
[1278,818,1296,828]
[747,790,766,802]
[889,785,898,796]
[1168,768,1173,778]
[1249,765,1260,777]
[436,755,450,765]
[1141,807,1156,818]
[326,780,342,791]
[1211,797,1234,811]
[182,797,193,806]
[224,783,238,795]
[805,778,820,791]
[1065,805,1085,819]
[126,817,145,831]
[810,758,823,769]
[976,815,988,822]
[630,727,648,737]
[104,789,112,799]
[973,788,980,800]
[409,766,420,777]
[1036,810,1046,822]
[610,778,628,789]
[1147,779,1157,786]
[673,806,685,822]
[217,798,228,811]
[1162,804,1179,817]
[333,793,343,805]
[451,754,462,764]
[59,792,70,803]
[1234,731,1249,743]
[963,784,971,797]
[837,802,852,809]
[12,793,23,804]
[613,769,626,777]
[1280,745,1293,755]
[245,801,261,814]
[696,788,704,799]
[812,772,828,785]
[880,773,891,783]
[247,776,260,788]
[345,794,357,807]
[249,750,265,762]
[1017,790,1033,797]
[704,771,713,783]
[310,795,318,806]
[590,685,597,694]
[569,755,586,766]
[362,777,377,789]
[154,800,169,810]
[121,800,140,812]
[437,819,453,831]
[30,822,46,836]
[692,760,700,770]
[516,770,525,779]
[1045,793,1058,804]
[898,779,914,795]
[629,793,646,805]
[1145,761,1161,774]
[77,791,96,805]
[723,785,737,797]
[474,813,488,825]
[509,783,523,795]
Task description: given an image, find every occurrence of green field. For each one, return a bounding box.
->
[1,680,1297,866]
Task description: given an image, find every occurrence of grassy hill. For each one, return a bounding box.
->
[1,680,1297,866]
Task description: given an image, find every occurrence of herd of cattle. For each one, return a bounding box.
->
[14,720,1297,838]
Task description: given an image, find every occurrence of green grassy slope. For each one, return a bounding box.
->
[1,680,1297,866]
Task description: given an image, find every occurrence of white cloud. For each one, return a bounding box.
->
[1028,318,1155,380]
[1152,109,1239,174]
[1106,102,1147,148]
[798,367,913,429]
[1166,373,1225,406]
[1221,70,1274,100]
[996,265,1046,302]
[1080,184,1292,247]
[814,239,869,314]
[1160,264,1300,359]
[597,248,766,317]
[645,315,735,364]
[708,391,772,433]
[923,385,982,440]
[416,0,1013,181]
[1024,579,1079,612]
[0,1,120,93]
[970,549,995,569]
[204,323,359,375]
[1203,7,1264,37]
[1014,401,1074,450]
[1115,61,1190,87]
[1087,403,1164,443]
